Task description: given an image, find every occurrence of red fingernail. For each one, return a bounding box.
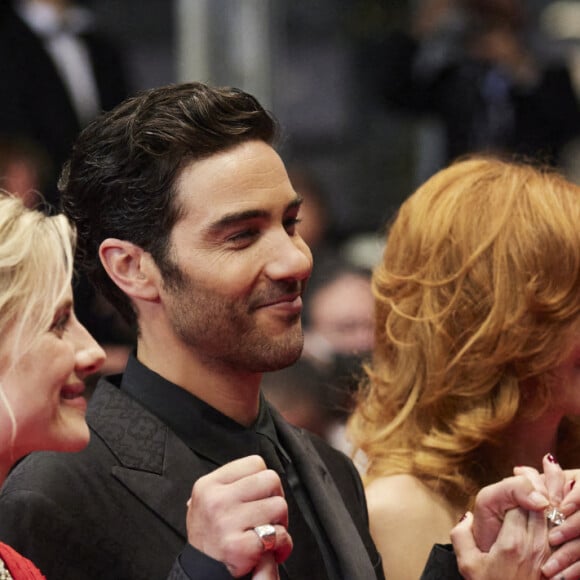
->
[547,453,558,464]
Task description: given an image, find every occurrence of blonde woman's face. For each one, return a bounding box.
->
[0,288,105,460]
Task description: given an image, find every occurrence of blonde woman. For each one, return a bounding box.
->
[348,157,580,579]
[0,192,105,578]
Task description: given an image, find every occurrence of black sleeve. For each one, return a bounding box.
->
[166,544,234,580]
[420,544,462,579]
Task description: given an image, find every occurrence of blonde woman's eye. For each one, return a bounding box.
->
[50,312,70,337]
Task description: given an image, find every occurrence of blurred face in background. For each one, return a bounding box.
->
[309,272,374,355]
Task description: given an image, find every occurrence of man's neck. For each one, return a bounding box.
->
[136,339,262,427]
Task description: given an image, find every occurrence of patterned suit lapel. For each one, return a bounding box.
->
[88,380,205,538]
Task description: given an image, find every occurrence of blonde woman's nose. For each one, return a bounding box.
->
[71,316,106,378]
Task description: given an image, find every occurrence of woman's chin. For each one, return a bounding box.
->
[46,417,91,453]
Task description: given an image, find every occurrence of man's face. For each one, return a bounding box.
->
[160,140,313,373]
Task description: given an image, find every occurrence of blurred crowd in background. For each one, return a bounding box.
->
[1,0,580,452]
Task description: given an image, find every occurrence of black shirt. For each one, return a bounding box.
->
[120,354,337,579]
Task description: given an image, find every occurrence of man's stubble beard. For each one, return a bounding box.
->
[162,265,305,373]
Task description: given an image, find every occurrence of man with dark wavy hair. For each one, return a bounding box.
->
[0,81,384,580]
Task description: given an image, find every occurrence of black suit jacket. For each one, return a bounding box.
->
[0,377,384,579]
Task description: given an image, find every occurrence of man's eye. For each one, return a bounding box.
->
[228,229,259,243]
[285,217,301,233]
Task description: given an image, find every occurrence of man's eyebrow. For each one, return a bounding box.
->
[206,209,269,233]
[206,196,304,233]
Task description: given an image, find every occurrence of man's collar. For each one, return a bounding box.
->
[119,354,284,466]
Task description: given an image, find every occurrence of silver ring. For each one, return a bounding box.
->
[253,524,276,551]
[546,506,566,527]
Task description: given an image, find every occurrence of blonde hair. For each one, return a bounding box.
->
[0,192,75,444]
[349,156,580,509]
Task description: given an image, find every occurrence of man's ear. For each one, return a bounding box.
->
[99,238,160,301]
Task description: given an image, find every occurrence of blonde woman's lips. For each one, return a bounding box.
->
[60,383,87,411]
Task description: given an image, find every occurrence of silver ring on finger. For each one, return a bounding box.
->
[253,524,276,551]
[545,506,566,527]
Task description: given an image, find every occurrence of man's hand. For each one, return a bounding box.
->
[252,553,280,580]
[470,472,550,553]
[452,506,549,580]
[185,455,292,578]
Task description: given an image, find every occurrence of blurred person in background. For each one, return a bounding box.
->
[282,168,375,449]
[0,0,131,208]
[301,258,375,452]
[349,155,580,579]
[0,136,51,208]
[262,259,374,451]
[0,0,135,377]
[365,0,580,172]
[303,259,374,370]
